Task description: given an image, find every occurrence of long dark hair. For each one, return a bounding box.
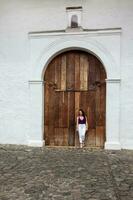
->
[79,109,85,118]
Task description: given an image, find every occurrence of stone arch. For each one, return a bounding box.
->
[41,47,107,81]
[31,37,119,81]
[29,36,121,149]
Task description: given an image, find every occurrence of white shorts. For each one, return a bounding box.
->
[78,124,86,143]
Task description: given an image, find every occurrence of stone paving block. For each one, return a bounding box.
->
[0,145,133,200]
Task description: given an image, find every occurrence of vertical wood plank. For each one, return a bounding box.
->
[66,52,75,90]
[62,92,68,127]
[54,128,60,146]
[48,60,56,145]
[95,60,102,127]
[55,56,61,90]
[88,55,96,90]
[68,92,75,146]
[75,53,80,90]
[75,92,80,147]
[61,55,66,90]
[54,92,60,128]
[96,126,104,147]
[86,129,96,147]
[44,83,49,125]
[80,91,87,113]
[44,125,49,145]
[44,59,54,145]
[100,64,106,127]
[88,91,96,129]
[80,54,84,90]
[59,92,62,128]
[63,128,68,146]
[83,54,88,90]
[59,92,68,128]
[100,64,106,144]
[75,92,80,118]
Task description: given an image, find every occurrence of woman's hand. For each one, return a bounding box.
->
[86,125,88,131]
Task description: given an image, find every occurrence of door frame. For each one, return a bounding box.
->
[44,50,107,147]
[28,33,121,149]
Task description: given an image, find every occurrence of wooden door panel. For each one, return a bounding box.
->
[75,54,80,90]
[44,50,106,147]
[54,92,60,127]
[54,128,68,146]
[68,92,75,146]
[75,92,80,147]
[86,129,96,147]
[80,53,88,90]
[88,55,96,90]
[63,128,69,146]
[55,57,61,89]
[66,53,75,90]
[44,125,49,145]
[61,55,66,90]
[59,92,68,128]
[96,126,104,147]
[44,84,49,126]
[48,88,55,145]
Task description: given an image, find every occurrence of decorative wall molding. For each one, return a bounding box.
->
[105,142,121,150]
[106,79,121,83]
[29,80,44,84]
[28,140,45,147]
[28,28,122,38]
[29,36,120,80]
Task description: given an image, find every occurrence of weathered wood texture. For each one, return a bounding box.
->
[44,51,106,147]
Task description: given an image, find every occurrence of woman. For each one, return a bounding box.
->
[76,109,88,148]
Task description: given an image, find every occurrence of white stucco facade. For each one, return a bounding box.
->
[0,0,133,149]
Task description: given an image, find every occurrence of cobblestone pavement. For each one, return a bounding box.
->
[0,145,133,200]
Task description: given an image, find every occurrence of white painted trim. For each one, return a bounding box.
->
[29,80,44,84]
[121,141,133,150]
[28,81,44,147]
[105,142,121,150]
[106,78,121,83]
[105,79,121,150]
[28,140,45,147]
[28,28,122,38]
[30,37,119,80]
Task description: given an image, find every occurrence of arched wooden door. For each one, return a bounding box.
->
[44,50,106,148]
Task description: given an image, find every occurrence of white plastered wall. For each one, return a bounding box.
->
[0,0,133,149]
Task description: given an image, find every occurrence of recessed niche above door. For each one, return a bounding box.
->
[66,6,83,30]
